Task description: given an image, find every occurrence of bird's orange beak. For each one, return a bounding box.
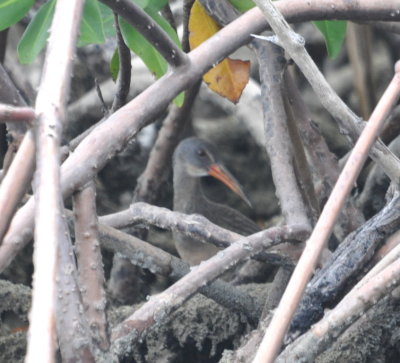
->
[208,164,252,207]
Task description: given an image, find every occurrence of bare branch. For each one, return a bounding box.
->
[0,105,35,123]
[254,39,310,229]
[0,68,34,244]
[110,13,131,113]
[73,181,109,352]
[100,202,302,265]
[26,1,85,362]
[0,132,35,242]
[99,0,188,68]
[56,217,96,362]
[0,64,28,140]
[0,29,7,64]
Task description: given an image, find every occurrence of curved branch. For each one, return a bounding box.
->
[99,0,188,68]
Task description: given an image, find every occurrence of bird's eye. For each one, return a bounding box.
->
[197,148,206,157]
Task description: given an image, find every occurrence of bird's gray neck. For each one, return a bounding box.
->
[173,164,206,214]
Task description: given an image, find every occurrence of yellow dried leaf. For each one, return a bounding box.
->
[203,58,250,103]
[189,0,250,103]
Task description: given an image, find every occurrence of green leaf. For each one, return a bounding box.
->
[146,8,180,47]
[228,0,255,13]
[314,20,347,59]
[110,49,119,81]
[142,0,168,11]
[173,91,184,107]
[17,0,56,64]
[0,0,34,31]
[98,2,115,38]
[119,17,167,79]
[102,1,183,106]
[78,0,105,46]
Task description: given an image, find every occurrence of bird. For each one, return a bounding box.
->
[172,137,260,266]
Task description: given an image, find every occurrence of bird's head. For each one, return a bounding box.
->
[173,137,252,206]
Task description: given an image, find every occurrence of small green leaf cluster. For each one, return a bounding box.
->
[0,0,182,104]
[0,0,105,64]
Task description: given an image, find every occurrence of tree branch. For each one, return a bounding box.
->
[254,39,311,229]
[26,1,85,362]
[99,0,188,68]
[0,105,35,124]
[110,13,131,113]
[73,181,109,352]
[100,202,303,265]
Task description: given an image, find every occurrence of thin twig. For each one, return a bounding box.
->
[25,0,85,362]
[160,2,177,31]
[0,132,35,243]
[110,13,131,113]
[99,0,188,68]
[253,38,312,352]
[0,105,35,123]
[0,67,34,243]
[0,64,28,141]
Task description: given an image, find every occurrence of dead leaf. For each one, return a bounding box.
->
[189,0,250,103]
